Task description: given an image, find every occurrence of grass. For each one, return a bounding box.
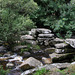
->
[33,68,49,75]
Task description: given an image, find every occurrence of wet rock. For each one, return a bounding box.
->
[71,62,75,65]
[42,57,52,64]
[65,39,75,48]
[14,45,27,51]
[9,56,23,62]
[0,57,10,61]
[55,43,68,49]
[21,35,34,40]
[38,34,54,38]
[16,57,43,70]
[55,49,64,54]
[6,62,14,69]
[0,46,6,53]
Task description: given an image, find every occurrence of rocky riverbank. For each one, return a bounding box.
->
[0,28,75,75]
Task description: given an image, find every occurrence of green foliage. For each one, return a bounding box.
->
[0,66,9,75]
[33,68,49,75]
[31,0,75,38]
[21,48,29,53]
[57,69,66,75]
[32,45,40,50]
[33,65,75,75]
[57,64,75,75]
[0,0,38,47]
[20,43,40,53]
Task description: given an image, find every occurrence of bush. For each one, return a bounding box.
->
[0,0,38,48]
[31,0,75,38]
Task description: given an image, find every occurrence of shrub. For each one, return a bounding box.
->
[0,66,9,75]
[31,0,75,38]
[0,0,38,48]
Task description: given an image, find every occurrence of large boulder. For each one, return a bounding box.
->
[65,39,75,48]
[55,43,68,49]
[16,57,43,70]
[9,56,23,62]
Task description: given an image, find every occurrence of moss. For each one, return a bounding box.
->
[53,53,75,63]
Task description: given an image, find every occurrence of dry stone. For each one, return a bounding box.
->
[49,53,67,59]
[55,43,68,49]
[21,35,34,40]
[65,39,75,48]
[53,38,64,43]
[21,63,70,75]
[16,57,43,70]
[38,34,54,38]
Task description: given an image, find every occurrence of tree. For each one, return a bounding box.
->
[31,0,75,38]
[0,0,38,48]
